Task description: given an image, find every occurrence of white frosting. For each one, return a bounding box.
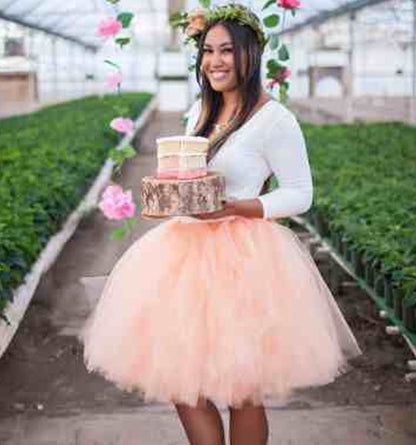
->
[185,99,313,220]
[156,135,209,144]
[157,153,206,158]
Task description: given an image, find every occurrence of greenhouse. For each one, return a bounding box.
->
[0,0,415,443]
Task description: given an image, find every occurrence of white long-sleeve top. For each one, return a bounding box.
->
[185,99,314,220]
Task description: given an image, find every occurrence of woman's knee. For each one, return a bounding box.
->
[228,399,264,411]
[174,396,211,411]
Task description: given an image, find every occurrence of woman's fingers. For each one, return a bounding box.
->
[194,207,231,219]
[192,198,238,220]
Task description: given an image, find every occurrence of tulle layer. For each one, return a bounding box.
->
[80,215,361,408]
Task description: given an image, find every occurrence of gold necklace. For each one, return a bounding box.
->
[213,112,237,133]
[213,122,227,133]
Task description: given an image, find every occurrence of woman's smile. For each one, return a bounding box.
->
[210,70,231,82]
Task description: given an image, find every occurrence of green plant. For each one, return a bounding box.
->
[0,93,152,322]
[303,121,416,304]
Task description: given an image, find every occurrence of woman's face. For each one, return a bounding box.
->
[201,24,238,93]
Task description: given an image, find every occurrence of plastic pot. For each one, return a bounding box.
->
[403,293,416,333]
[374,270,385,298]
[312,211,321,233]
[364,261,376,288]
[351,248,365,278]
[341,238,352,263]
[330,229,342,253]
[384,276,394,308]
[393,286,405,320]
[305,209,314,224]
[313,211,329,238]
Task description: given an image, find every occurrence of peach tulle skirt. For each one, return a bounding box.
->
[80,215,362,408]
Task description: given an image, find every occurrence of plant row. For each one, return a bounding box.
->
[298,121,416,333]
[0,93,153,320]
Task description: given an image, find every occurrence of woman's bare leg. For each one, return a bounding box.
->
[229,401,269,445]
[174,396,226,445]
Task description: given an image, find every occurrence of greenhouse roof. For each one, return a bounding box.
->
[0,0,413,50]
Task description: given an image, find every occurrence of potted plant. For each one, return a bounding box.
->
[350,245,365,278]
[403,292,416,332]
[363,250,377,288]
[393,284,405,320]
[383,273,394,308]
[312,209,329,237]
[374,271,385,298]
[340,235,353,263]
[329,226,343,254]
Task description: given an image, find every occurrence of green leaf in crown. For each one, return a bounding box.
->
[199,0,211,8]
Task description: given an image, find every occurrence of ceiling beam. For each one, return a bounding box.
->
[0,0,19,12]
[280,0,393,35]
[3,0,45,19]
[0,11,97,51]
[23,11,98,17]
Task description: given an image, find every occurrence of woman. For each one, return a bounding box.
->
[81,4,361,444]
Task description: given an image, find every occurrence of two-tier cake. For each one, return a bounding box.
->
[141,136,226,217]
[156,135,209,179]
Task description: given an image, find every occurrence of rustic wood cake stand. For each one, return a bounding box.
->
[141,171,226,218]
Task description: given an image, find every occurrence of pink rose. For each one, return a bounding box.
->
[279,67,291,81]
[185,25,202,37]
[268,67,291,88]
[97,17,122,37]
[106,71,123,89]
[185,8,206,37]
[98,185,136,220]
[110,117,134,134]
[277,0,301,9]
[267,79,277,89]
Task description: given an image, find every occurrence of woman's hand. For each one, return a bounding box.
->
[194,198,264,220]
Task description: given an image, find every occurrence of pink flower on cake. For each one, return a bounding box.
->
[99,185,136,220]
[277,0,301,10]
[97,17,122,37]
[110,117,134,134]
[106,71,123,89]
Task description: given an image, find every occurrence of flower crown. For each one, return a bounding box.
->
[170,3,268,51]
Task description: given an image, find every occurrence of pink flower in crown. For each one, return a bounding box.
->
[185,8,207,37]
[106,71,123,89]
[99,185,136,220]
[97,17,123,37]
[277,0,301,10]
[110,117,134,134]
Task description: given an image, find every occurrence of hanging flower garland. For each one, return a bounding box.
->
[263,0,301,102]
[96,0,139,240]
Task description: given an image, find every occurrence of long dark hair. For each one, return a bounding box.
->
[193,19,263,163]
